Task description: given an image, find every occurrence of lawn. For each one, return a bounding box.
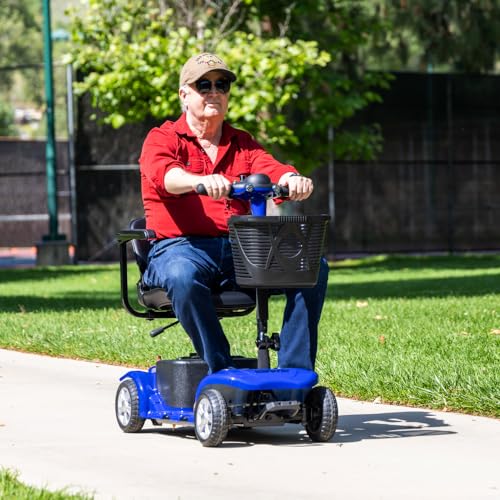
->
[0,468,91,499]
[0,254,499,417]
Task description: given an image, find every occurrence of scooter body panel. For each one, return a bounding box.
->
[121,366,318,425]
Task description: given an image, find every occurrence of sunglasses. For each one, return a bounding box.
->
[195,78,231,94]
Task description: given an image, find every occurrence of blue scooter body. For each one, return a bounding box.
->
[121,366,318,424]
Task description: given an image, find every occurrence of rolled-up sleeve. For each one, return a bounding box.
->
[139,127,185,198]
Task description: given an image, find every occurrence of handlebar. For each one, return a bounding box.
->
[196,173,290,216]
[195,173,289,200]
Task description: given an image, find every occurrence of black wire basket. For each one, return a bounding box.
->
[228,215,330,288]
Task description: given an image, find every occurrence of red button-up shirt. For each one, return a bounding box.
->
[139,114,297,238]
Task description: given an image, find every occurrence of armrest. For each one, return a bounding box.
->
[116,228,157,243]
[117,226,164,319]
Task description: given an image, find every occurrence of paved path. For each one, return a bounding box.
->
[0,348,499,499]
[0,247,36,268]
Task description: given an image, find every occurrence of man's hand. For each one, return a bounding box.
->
[196,174,232,200]
[278,172,314,201]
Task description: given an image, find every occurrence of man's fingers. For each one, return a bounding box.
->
[202,175,231,199]
[287,176,314,201]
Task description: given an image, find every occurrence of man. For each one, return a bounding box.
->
[139,52,329,373]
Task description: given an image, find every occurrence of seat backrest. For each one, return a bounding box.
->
[129,217,151,275]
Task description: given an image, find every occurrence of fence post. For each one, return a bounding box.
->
[37,0,70,265]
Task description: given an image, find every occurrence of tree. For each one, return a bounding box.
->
[0,1,41,137]
[0,100,15,136]
[0,0,42,92]
[0,0,73,138]
[367,0,500,73]
[68,0,390,171]
[248,0,392,163]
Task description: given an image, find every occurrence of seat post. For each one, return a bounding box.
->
[255,289,271,369]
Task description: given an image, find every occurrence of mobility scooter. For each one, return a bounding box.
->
[115,173,338,446]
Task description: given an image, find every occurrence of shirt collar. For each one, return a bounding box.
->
[173,113,238,143]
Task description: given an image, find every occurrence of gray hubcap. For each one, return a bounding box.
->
[117,387,132,426]
[196,396,213,440]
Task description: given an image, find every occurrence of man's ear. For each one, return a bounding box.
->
[179,86,189,110]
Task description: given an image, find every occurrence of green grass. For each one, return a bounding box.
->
[0,468,92,500]
[0,255,499,417]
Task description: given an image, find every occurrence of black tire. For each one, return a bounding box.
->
[115,379,145,433]
[194,389,229,447]
[305,386,338,442]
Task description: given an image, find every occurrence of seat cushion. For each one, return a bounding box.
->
[137,282,255,315]
[138,284,174,311]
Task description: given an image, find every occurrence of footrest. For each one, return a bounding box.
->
[259,400,301,420]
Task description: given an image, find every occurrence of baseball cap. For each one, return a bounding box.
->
[179,53,237,87]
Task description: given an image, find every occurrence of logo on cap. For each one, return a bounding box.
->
[196,54,223,66]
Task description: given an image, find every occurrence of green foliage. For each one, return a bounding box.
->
[0,100,16,136]
[0,1,41,65]
[67,0,389,170]
[368,0,500,73]
[249,0,393,164]
[0,0,72,138]
[0,0,42,91]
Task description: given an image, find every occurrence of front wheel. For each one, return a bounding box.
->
[305,386,338,442]
[194,389,229,447]
[115,379,145,433]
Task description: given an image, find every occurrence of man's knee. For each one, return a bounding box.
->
[164,259,198,289]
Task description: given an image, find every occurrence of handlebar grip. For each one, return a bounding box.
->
[196,184,208,195]
[277,185,289,198]
[196,183,236,197]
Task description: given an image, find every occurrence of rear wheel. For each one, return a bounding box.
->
[115,379,145,433]
[305,386,338,442]
[195,389,229,447]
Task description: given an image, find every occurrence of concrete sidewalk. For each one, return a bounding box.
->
[0,348,499,499]
[0,247,36,268]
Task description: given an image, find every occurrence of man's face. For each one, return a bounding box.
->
[180,70,230,121]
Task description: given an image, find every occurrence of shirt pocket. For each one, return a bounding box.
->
[223,148,251,181]
[226,166,251,183]
[185,158,206,174]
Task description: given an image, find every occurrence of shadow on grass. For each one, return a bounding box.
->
[0,293,123,312]
[333,254,500,273]
[327,273,500,300]
[2,257,499,312]
[0,265,116,284]
[2,274,499,312]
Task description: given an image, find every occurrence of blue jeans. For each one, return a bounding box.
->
[143,236,329,373]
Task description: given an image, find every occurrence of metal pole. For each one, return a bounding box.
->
[327,124,335,256]
[446,75,454,254]
[425,60,435,241]
[66,63,78,256]
[42,0,61,240]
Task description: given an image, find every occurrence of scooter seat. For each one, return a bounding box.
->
[137,283,255,314]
